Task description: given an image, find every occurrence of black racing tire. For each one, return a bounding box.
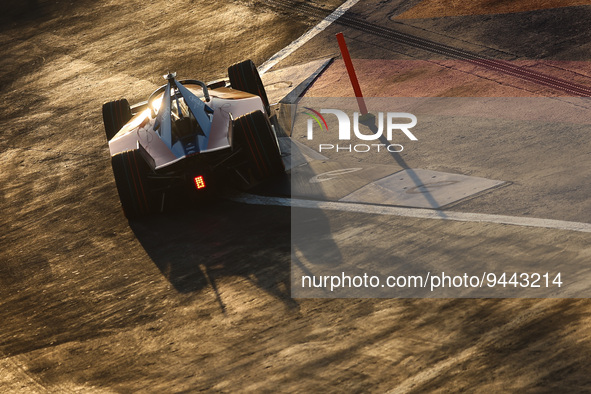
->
[102,99,132,141]
[232,110,284,185]
[111,150,154,219]
[228,59,270,115]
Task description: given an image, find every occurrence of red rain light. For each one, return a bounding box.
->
[194,175,206,189]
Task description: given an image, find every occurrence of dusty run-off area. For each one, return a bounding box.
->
[1,0,591,392]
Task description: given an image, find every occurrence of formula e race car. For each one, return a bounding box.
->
[102,60,284,219]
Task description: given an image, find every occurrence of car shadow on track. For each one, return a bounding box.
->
[129,200,298,312]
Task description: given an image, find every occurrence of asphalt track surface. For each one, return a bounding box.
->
[1,0,591,392]
[260,0,591,95]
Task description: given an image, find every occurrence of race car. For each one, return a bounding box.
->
[102,59,284,219]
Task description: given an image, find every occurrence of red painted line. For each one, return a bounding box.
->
[336,32,368,115]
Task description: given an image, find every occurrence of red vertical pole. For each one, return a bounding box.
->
[336,32,368,115]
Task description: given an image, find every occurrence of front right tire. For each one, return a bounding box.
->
[228,59,270,115]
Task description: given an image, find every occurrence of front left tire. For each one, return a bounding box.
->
[102,99,132,141]
[111,149,154,219]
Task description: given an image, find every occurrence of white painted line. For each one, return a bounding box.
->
[230,194,591,233]
[258,0,362,74]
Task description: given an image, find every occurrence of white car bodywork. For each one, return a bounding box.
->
[108,86,265,170]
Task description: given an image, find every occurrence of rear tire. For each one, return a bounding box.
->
[111,150,154,219]
[228,60,270,115]
[103,99,132,141]
[232,110,284,186]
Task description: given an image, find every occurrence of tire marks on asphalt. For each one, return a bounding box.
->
[258,0,591,96]
[387,301,551,393]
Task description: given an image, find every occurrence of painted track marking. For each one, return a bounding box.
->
[258,0,362,74]
[230,194,591,233]
[259,0,591,96]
